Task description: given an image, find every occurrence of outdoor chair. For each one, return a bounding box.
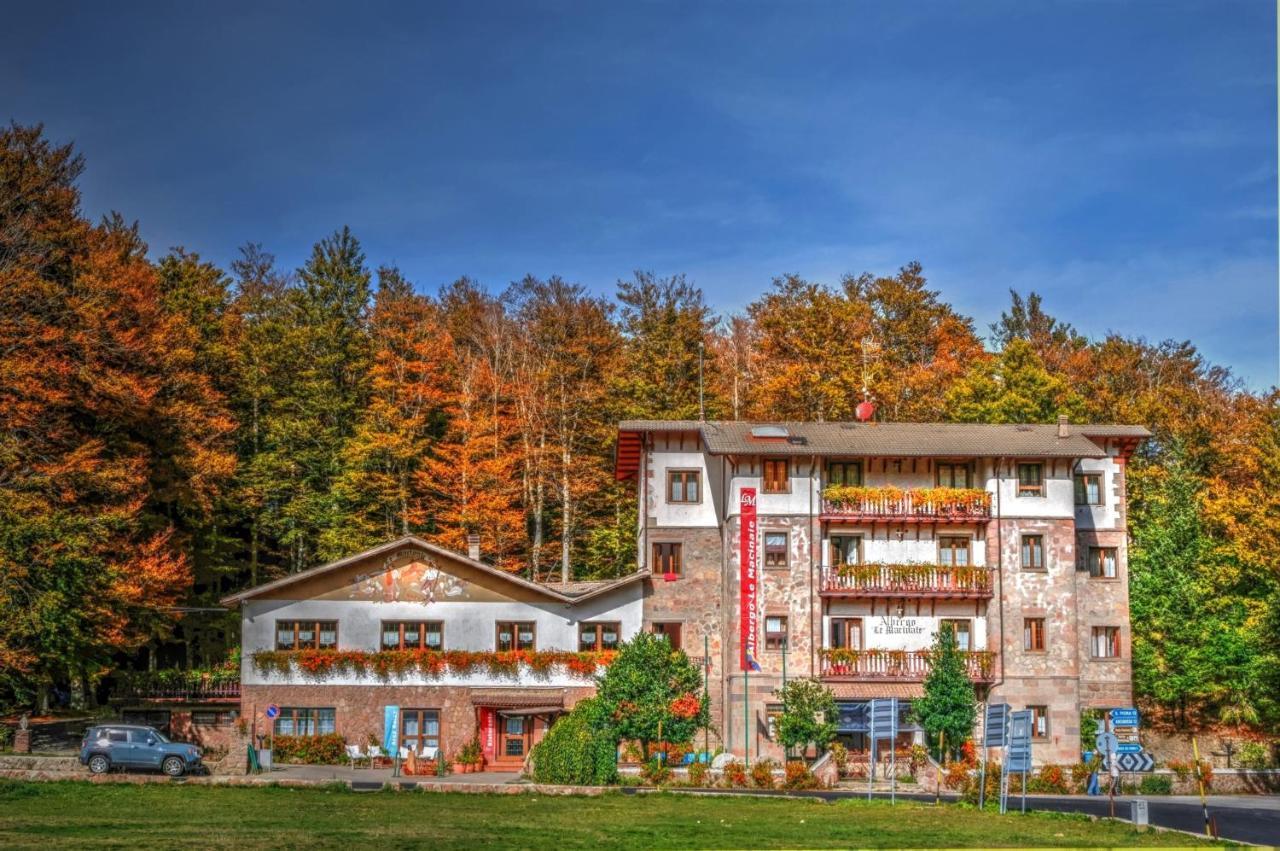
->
[345,745,367,769]
[419,746,438,761]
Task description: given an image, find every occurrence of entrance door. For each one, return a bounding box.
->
[497,714,533,766]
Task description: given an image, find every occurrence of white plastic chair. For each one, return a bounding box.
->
[345,744,366,769]
[398,747,411,761]
[364,745,382,764]
[419,745,438,761]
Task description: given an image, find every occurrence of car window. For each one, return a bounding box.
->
[107,730,128,743]
[128,729,152,744]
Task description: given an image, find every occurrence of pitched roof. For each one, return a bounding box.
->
[618,420,1150,460]
[827,682,925,700]
[219,535,645,606]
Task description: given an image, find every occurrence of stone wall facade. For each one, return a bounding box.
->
[240,684,595,764]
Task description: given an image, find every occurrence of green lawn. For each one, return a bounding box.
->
[0,780,1224,849]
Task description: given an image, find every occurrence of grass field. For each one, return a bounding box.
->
[0,780,1225,849]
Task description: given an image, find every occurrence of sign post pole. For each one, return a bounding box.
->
[1192,737,1210,837]
[743,664,750,770]
[703,633,710,761]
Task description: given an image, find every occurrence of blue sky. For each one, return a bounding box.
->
[4,1,1276,388]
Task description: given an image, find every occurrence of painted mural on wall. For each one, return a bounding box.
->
[315,548,508,603]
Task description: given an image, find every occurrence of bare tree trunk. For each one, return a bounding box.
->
[560,448,571,584]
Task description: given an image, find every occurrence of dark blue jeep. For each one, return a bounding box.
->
[79,724,202,777]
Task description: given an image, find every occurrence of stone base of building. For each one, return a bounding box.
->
[241,684,595,769]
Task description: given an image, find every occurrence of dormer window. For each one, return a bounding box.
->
[763,458,790,493]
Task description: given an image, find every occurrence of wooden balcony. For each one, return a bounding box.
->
[114,673,241,703]
[821,565,994,599]
[819,648,996,683]
[821,486,991,523]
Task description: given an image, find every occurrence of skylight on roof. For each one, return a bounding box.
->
[750,426,790,439]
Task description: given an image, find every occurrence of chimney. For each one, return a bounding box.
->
[1057,415,1069,438]
[466,534,481,561]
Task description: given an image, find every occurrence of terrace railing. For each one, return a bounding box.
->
[819,648,996,682]
[821,564,994,597]
[114,671,241,702]
[821,486,991,522]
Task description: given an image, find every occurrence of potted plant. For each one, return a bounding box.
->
[460,737,484,772]
[451,751,468,774]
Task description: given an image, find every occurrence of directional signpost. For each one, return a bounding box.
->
[980,703,1010,809]
[1110,751,1156,772]
[868,698,899,805]
[1002,710,1033,814]
[1106,706,1150,802]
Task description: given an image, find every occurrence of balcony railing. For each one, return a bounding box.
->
[821,564,994,598]
[114,672,241,702]
[821,486,991,522]
[820,648,996,682]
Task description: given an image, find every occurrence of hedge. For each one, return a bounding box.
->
[529,698,618,785]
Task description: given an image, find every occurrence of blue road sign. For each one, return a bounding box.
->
[1110,708,1140,726]
[984,703,1010,748]
[869,698,898,740]
[1006,710,1033,772]
[1104,751,1155,772]
[265,704,280,720]
[1117,742,1143,754]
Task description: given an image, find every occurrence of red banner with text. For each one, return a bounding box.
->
[739,487,760,671]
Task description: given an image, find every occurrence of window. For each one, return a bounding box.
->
[107,729,128,743]
[273,707,336,737]
[381,621,444,651]
[652,542,682,576]
[829,617,863,650]
[1088,547,1118,579]
[192,711,233,727]
[938,536,971,567]
[940,618,972,651]
[830,535,862,566]
[1075,473,1102,506]
[1017,463,1044,497]
[764,531,788,567]
[937,462,971,488]
[764,615,788,650]
[579,622,621,652]
[667,470,701,504]
[1029,705,1049,739]
[1092,626,1121,659]
[1023,617,1046,652]
[651,621,682,650]
[496,621,536,652]
[766,703,784,740]
[275,620,338,651]
[827,461,863,487]
[1021,535,1045,570]
[401,709,440,755]
[763,458,790,493]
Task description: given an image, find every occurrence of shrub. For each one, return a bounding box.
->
[1239,742,1271,771]
[640,757,670,786]
[272,733,347,765]
[1030,764,1069,794]
[829,741,848,777]
[529,698,619,786]
[1139,774,1172,795]
[1069,761,1095,793]
[909,744,930,774]
[751,758,777,789]
[942,761,971,790]
[784,760,819,790]
[959,761,1002,806]
[722,760,747,788]
[959,739,977,768]
[1166,759,1192,781]
[687,761,709,787]
[773,679,837,754]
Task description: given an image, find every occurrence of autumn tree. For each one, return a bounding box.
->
[614,271,723,420]
[944,338,1084,424]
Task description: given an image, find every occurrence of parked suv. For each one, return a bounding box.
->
[79,724,202,777]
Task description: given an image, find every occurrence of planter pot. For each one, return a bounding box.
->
[663,572,678,582]
[452,762,467,774]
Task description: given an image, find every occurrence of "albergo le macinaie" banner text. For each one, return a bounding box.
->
[739,487,760,671]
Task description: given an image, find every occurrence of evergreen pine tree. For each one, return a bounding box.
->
[912,624,977,760]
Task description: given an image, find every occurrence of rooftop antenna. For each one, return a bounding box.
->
[856,336,880,422]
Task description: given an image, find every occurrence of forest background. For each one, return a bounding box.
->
[1,124,1275,731]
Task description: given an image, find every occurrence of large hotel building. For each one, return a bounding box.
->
[214,417,1147,767]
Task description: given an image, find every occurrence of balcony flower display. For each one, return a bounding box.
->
[829,563,992,594]
[252,648,616,682]
[819,648,995,681]
[821,485,991,518]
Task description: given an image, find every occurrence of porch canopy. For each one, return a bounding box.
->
[831,683,924,734]
[470,688,565,715]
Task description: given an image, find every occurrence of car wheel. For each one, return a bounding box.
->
[88,754,110,774]
[162,756,186,777]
